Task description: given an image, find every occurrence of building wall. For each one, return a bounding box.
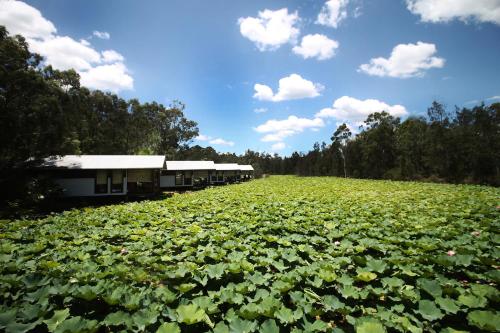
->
[55,178,127,197]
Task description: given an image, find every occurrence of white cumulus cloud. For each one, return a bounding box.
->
[196,135,234,147]
[238,8,300,51]
[271,142,286,151]
[254,115,325,143]
[0,0,56,39]
[406,0,500,25]
[195,134,211,141]
[209,138,235,146]
[315,96,408,124]
[316,0,349,28]
[358,41,445,78]
[0,0,133,92]
[102,50,124,63]
[93,30,110,39]
[253,74,324,102]
[292,34,339,60]
[80,63,133,93]
[29,36,101,71]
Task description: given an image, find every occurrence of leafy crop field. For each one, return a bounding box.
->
[1,176,499,333]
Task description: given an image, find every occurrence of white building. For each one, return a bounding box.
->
[239,165,254,181]
[213,163,241,184]
[161,161,216,188]
[38,155,166,197]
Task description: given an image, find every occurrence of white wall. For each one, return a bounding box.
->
[55,177,126,197]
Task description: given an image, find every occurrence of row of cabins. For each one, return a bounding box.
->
[38,155,254,197]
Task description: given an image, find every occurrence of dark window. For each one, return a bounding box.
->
[175,173,183,186]
[95,170,108,194]
[111,170,124,193]
[184,171,192,186]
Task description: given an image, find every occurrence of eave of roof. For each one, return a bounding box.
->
[215,163,241,171]
[39,155,166,169]
[239,165,254,171]
[165,160,216,171]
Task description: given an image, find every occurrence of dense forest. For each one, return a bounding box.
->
[231,102,500,186]
[1,24,499,206]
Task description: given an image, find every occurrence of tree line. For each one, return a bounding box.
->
[210,102,499,186]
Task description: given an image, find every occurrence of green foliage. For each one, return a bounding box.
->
[186,102,500,187]
[355,317,386,333]
[175,304,207,325]
[44,309,70,332]
[467,310,500,331]
[156,322,180,333]
[0,176,499,332]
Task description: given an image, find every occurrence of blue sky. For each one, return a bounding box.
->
[1,0,500,155]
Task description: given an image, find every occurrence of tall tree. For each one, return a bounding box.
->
[331,123,352,178]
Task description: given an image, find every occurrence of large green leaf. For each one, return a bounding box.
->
[418,279,442,298]
[156,322,181,333]
[0,310,17,329]
[417,300,444,321]
[356,272,377,282]
[176,304,207,325]
[53,316,98,333]
[457,294,487,308]
[260,319,279,333]
[435,297,460,314]
[355,318,386,333]
[44,309,70,332]
[366,259,387,273]
[228,317,257,333]
[467,310,500,331]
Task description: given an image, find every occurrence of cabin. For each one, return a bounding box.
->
[161,161,216,189]
[213,163,241,184]
[37,155,165,197]
[239,165,254,181]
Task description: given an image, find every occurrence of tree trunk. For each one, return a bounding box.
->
[340,147,347,178]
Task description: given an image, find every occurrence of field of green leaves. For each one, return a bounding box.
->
[1,176,499,333]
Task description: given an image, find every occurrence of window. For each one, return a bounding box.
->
[175,172,183,186]
[95,170,108,194]
[184,171,192,185]
[127,169,154,193]
[111,170,124,193]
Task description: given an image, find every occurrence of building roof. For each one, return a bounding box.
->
[39,155,166,169]
[215,163,241,171]
[239,165,254,171]
[165,160,216,171]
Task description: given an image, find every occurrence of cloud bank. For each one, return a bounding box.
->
[0,0,133,92]
[406,0,500,25]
